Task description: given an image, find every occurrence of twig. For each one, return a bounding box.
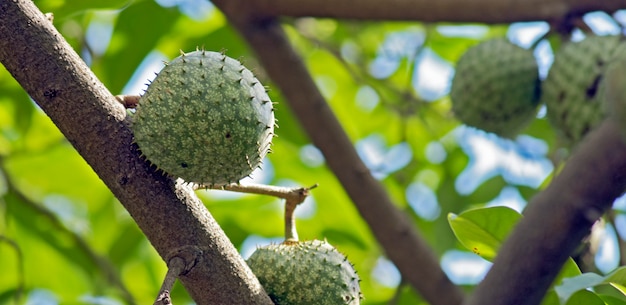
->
[154,257,186,305]
[154,245,203,305]
[195,183,317,202]
[115,94,140,109]
[195,183,318,241]
[154,291,172,305]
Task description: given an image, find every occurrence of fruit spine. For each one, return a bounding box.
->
[132,50,275,185]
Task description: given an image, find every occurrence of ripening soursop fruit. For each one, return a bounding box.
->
[542,35,626,147]
[132,50,275,185]
[450,39,540,138]
[247,240,361,305]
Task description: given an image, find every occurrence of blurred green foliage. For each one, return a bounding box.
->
[0,1,608,305]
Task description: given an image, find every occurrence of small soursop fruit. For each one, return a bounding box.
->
[132,50,275,185]
[450,39,540,138]
[247,240,361,305]
[542,35,626,147]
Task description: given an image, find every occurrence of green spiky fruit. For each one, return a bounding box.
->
[605,51,626,140]
[247,240,361,305]
[450,39,540,138]
[132,50,275,185]
[542,35,626,147]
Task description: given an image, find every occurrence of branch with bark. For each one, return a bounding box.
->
[214,1,626,305]
[466,119,626,305]
[3,0,626,305]
[0,1,272,304]
[220,0,626,23]
[211,3,466,305]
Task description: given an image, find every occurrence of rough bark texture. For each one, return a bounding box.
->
[465,119,626,305]
[0,1,272,304]
[3,0,626,304]
[222,0,626,22]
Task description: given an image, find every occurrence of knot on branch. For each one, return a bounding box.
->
[154,245,204,305]
[165,245,204,276]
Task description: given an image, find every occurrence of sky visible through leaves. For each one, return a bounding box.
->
[117,2,624,291]
[4,1,626,304]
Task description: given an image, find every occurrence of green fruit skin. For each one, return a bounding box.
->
[605,52,626,139]
[542,35,626,147]
[132,50,274,185]
[450,39,540,138]
[247,240,361,305]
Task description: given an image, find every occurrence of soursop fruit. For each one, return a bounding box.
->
[604,51,626,139]
[132,50,275,185]
[247,240,361,305]
[450,39,540,138]
[542,35,626,147]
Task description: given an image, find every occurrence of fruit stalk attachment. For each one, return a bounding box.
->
[154,245,203,305]
[194,182,317,240]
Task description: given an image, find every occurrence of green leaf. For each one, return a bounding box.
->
[553,258,583,286]
[598,294,626,305]
[448,206,521,261]
[596,284,626,303]
[604,267,626,285]
[556,273,605,304]
[554,267,626,304]
[542,290,561,305]
[565,290,606,305]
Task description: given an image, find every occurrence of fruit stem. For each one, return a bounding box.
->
[194,182,318,241]
[197,182,317,200]
[284,197,299,242]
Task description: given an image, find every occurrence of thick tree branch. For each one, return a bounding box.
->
[228,0,626,23]
[465,119,626,305]
[0,1,272,304]
[211,3,465,305]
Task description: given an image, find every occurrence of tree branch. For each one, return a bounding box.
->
[212,4,465,305]
[0,1,272,304]
[465,119,626,305]
[229,0,626,23]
